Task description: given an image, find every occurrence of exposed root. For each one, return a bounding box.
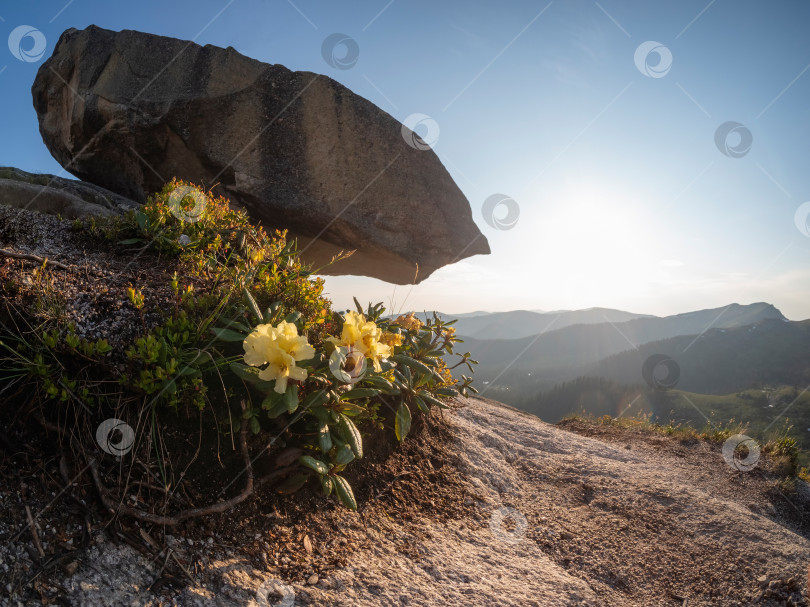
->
[0,248,71,271]
[88,414,296,525]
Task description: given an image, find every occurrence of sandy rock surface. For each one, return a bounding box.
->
[2,397,808,606]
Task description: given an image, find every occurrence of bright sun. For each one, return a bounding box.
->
[535,181,657,305]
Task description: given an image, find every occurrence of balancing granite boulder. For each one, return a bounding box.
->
[31,25,490,283]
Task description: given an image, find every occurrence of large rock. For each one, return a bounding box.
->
[0,166,138,219]
[32,26,489,284]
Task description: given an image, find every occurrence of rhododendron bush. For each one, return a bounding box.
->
[0,179,478,521]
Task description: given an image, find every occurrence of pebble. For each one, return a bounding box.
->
[307,573,319,585]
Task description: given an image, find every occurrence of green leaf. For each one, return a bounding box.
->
[301,389,329,411]
[332,475,357,511]
[321,476,334,496]
[340,387,381,400]
[284,311,301,324]
[299,455,330,475]
[395,402,412,441]
[263,302,282,323]
[285,384,300,413]
[390,354,438,380]
[230,362,261,383]
[276,473,309,495]
[377,359,396,373]
[210,327,246,342]
[243,287,263,323]
[435,388,457,398]
[337,413,363,459]
[413,394,429,413]
[413,373,432,388]
[335,443,355,465]
[362,376,397,393]
[118,238,143,245]
[338,402,368,416]
[135,211,148,231]
[353,297,364,315]
[419,391,450,409]
[263,392,288,419]
[161,378,178,395]
[176,365,202,378]
[228,320,252,333]
[318,422,332,454]
[250,416,261,434]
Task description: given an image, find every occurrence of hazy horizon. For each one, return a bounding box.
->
[2,1,810,320]
[343,300,807,322]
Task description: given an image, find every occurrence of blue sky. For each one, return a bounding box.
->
[2,0,810,319]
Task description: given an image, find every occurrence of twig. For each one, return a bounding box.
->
[170,550,196,584]
[0,249,71,271]
[25,505,45,558]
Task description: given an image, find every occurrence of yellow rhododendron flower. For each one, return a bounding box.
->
[394,312,423,332]
[380,332,404,348]
[327,311,391,372]
[243,321,315,393]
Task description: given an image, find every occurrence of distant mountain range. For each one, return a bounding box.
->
[436,301,809,467]
[448,302,786,389]
[432,307,653,340]
[584,317,810,395]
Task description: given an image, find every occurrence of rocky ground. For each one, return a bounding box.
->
[1,396,808,607]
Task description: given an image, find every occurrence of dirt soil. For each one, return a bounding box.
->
[1,396,809,606]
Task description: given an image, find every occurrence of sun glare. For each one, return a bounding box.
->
[534,182,656,307]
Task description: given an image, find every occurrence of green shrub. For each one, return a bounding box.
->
[0,179,477,514]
